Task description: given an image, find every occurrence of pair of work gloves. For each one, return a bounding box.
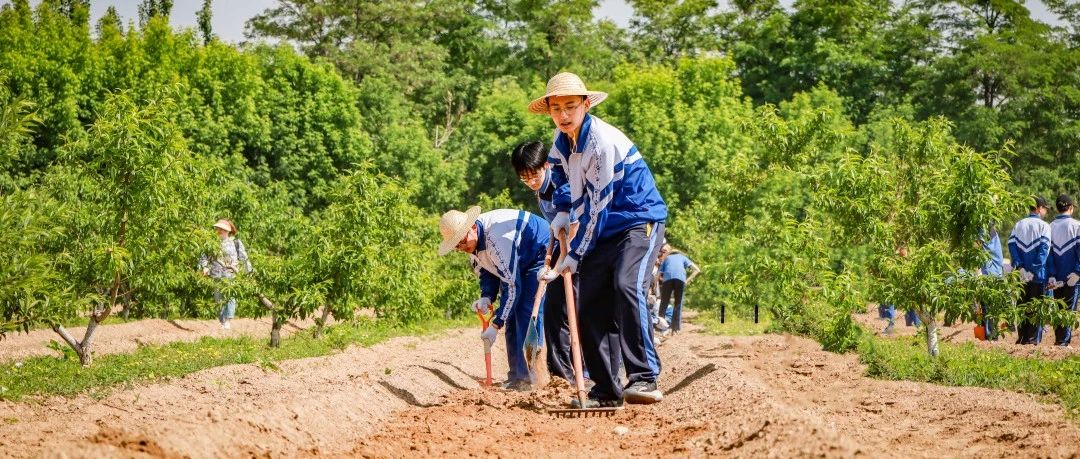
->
[471,212,580,346]
[539,212,578,283]
[1019,268,1080,288]
[471,298,499,346]
[1046,272,1080,289]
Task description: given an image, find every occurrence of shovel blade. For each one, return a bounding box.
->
[523,317,543,370]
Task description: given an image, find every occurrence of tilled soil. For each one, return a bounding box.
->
[853,305,1080,359]
[3,320,1080,458]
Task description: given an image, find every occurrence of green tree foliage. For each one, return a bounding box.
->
[909,0,1080,195]
[196,0,213,45]
[628,0,724,60]
[598,57,755,216]
[448,78,550,207]
[40,91,212,365]
[2,0,1077,369]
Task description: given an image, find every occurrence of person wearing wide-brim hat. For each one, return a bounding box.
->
[531,72,668,408]
[439,206,550,391]
[199,218,252,330]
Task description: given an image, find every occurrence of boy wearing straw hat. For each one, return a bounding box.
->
[439,206,550,391]
[532,72,668,407]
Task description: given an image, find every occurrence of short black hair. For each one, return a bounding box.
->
[1033,195,1050,211]
[511,141,547,175]
[1057,194,1074,212]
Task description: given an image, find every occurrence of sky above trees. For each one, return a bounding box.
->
[0,0,1065,44]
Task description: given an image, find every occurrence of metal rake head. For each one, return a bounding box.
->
[547,407,622,418]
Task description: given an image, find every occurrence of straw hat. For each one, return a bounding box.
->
[438,206,481,256]
[213,219,236,235]
[528,72,608,115]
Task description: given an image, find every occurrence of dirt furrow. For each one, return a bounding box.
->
[3,320,1079,458]
[352,327,1080,458]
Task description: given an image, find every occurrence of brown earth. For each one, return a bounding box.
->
[0,315,345,363]
[853,304,1080,360]
[2,318,1080,458]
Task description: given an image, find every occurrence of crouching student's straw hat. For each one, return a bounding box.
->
[438,206,481,256]
[528,72,608,115]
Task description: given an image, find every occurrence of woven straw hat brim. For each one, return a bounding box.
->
[528,73,608,115]
[438,206,482,256]
[528,91,607,115]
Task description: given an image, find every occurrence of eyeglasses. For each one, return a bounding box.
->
[548,103,582,116]
[519,169,542,182]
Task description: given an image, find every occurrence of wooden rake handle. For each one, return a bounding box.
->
[558,231,589,406]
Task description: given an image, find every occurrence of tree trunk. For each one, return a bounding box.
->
[922,313,940,358]
[79,314,102,366]
[313,304,332,339]
[52,312,105,367]
[270,313,283,348]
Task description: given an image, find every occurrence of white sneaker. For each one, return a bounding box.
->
[221,321,231,330]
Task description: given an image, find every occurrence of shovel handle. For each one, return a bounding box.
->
[476,309,494,387]
[529,236,556,322]
[558,231,589,406]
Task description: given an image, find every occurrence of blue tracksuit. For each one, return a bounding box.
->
[1048,214,1080,345]
[470,209,549,383]
[534,171,575,381]
[1009,214,1051,283]
[1009,213,1050,344]
[979,230,1004,339]
[548,113,667,401]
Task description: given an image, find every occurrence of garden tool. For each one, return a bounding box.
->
[476,308,495,388]
[547,231,620,418]
[523,236,555,380]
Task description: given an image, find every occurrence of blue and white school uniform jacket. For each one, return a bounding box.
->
[470,209,549,328]
[535,170,559,223]
[1008,213,1051,283]
[548,113,667,264]
[1048,214,1080,282]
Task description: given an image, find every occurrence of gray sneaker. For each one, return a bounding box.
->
[623,381,663,404]
[501,379,532,392]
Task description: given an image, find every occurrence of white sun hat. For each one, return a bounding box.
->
[213,219,236,235]
[438,206,482,256]
[528,72,608,115]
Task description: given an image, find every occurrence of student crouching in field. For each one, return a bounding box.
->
[439,206,549,391]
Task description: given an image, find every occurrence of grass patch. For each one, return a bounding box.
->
[858,333,1080,416]
[0,316,473,401]
[693,308,773,336]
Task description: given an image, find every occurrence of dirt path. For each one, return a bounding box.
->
[0,316,338,363]
[853,305,1080,359]
[3,320,1079,457]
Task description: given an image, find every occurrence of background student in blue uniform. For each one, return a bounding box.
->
[1047,194,1080,346]
[1008,196,1051,345]
[657,243,701,335]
